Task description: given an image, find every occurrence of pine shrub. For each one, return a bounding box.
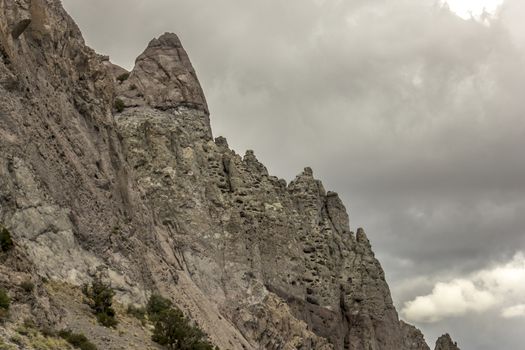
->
[82,277,118,328]
[114,98,125,113]
[127,304,146,322]
[0,226,13,252]
[147,294,217,350]
[0,288,10,323]
[58,330,97,350]
[20,281,34,293]
[0,288,10,310]
[116,72,130,83]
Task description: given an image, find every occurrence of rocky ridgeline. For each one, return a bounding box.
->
[0,0,459,349]
[435,335,461,350]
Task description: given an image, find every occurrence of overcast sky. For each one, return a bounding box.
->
[61,0,525,348]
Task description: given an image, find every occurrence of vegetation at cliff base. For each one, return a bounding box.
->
[82,277,118,328]
[127,304,146,323]
[58,330,98,350]
[147,294,218,350]
[147,294,173,316]
[116,72,130,83]
[114,98,125,112]
[20,280,34,293]
[0,288,9,309]
[0,226,14,252]
[0,288,10,322]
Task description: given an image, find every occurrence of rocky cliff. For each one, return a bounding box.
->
[434,335,460,350]
[0,1,458,349]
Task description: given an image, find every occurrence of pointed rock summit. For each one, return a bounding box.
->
[117,32,208,113]
[435,334,460,350]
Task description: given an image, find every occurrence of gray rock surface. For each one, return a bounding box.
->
[435,334,461,350]
[116,32,209,113]
[400,321,431,350]
[0,0,458,349]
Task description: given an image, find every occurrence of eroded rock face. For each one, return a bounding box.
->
[435,334,460,350]
[0,0,455,349]
[116,32,209,113]
[400,321,431,350]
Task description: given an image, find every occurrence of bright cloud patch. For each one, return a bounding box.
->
[402,279,496,322]
[443,0,504,17]
[402,252,525,323]
[502,304,525,319]
[442,0,504,20]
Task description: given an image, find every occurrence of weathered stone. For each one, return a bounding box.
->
[435,334,461,350]
[11,18,31,39]
[0,0,458,349]
[116,32,208,113]
[400,321,431,350]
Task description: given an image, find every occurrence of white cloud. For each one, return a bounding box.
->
[442,0,504,20]
[402,279,496,322]
[402,252,525,323]
[502,304,525,318]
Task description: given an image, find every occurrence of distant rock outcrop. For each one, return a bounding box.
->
[400,321,431,350]
[0,0,458,349]
[435,334,461,350]
[116,32,209,113]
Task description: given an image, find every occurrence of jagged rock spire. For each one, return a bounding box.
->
[116,32,208,113]
[435,334,460,350]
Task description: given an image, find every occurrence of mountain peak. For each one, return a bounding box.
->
[435,334,460,350]
[115,32,208,113]
[147,32,183,49]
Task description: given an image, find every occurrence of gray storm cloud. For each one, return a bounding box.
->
[62,0,525,348]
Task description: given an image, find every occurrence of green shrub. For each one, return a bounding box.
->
[127,304,146,321]
[116,72,130,83]
[29,334,70,350]
[114,99,125,113]
[16,325,30,336]
[0,288,10,310]
[146,294,172,318]
[58,330,97,350]
[96,311,117,328]
[82,277,118,328]
[147,294,217,350]
[0,226,13,252]
[20,281,34,293]
[8,335,22,346]
[0,338,16,350]
[23,318,36,329]
[40,327,56,338]
[0,309,8,323]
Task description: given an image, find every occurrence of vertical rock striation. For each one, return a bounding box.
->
[0,0,458,349]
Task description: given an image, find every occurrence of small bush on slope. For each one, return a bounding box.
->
[0,288,10,310]
[82,277,118,328]
[114,98,125,113]
[0,288,10,322]
[58,330,97,350]
[116,72,130,83]
[20,280,34,293]
[147,294,218,350]
[0,226,13,252]
[127,304,146,323]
